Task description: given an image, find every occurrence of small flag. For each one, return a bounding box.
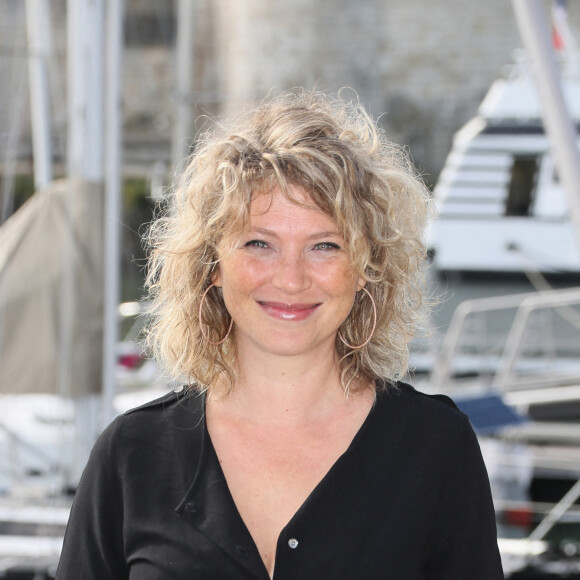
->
[551,0,575,51]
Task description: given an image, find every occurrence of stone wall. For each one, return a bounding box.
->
[1,0,579,183]
[206,0,579,180]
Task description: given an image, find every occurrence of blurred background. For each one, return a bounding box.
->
[2,0,548,302]
[1,0,580,577]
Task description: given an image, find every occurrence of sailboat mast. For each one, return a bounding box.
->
[102,0,124,429]
[25,0,53,189]
[171,0,195,168]
[511,0,580,255]
[66,0,106,482]
[67,1,104,181]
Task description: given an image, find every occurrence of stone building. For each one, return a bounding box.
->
[1,0,578,187]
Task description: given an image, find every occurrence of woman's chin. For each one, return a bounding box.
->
[240,333,334,359]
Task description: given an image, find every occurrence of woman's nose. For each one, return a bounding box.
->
[271,253,311,294]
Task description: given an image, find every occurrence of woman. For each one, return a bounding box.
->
[57,90,504,579]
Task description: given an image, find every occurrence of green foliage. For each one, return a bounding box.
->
[14,174,35,208]
[0,174,36,214]
[121,177,156,301]
[123,177,150,209]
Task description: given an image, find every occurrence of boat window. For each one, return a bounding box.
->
[505,156,538,216]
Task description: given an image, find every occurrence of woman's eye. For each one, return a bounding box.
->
[244,239,269,249]
[314,242,341,251]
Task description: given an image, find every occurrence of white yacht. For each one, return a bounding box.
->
[428,50,580,274]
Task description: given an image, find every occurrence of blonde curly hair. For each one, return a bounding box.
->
[145,89,431,393]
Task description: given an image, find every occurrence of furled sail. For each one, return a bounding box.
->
[0,179,103,396]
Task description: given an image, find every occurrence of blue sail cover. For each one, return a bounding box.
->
[454,394,525,435]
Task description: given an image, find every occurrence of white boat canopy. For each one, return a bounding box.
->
[0,179,103,396]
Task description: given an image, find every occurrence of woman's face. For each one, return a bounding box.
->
[213,185,365,359]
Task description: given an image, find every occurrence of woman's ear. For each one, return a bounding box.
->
[211,268,221,287]
[357,276,366,291]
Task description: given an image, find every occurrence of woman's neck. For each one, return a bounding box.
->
[210,343,355,427]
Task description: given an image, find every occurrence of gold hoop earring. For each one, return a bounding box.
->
[199,283,233,346]
[338,287,377,350]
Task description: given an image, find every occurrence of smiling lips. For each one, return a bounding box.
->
[258,301,321,321]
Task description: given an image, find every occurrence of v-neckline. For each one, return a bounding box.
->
[202,390,381,579]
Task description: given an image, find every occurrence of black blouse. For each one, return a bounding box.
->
[56,382,504,579]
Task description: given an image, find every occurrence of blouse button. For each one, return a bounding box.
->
[173,385,185,393]
[288,538,299,549]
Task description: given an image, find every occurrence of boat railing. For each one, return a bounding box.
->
[528,477,580,542]
[430,286,580,394]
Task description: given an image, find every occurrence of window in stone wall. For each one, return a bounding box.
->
[505,155,539,216]
[124,11,176,46]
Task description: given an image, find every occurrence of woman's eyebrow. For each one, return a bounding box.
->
[248,227,342,240]
[308,231,342,239]
[247,227,279,237]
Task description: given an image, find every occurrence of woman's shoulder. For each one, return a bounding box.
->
[376,379,461,412]
[365,381,484,480]
[373,380,473,438]
[95,386,205,455]
[123,385,204,419]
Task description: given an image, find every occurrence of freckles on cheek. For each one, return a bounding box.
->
[242,257,271,281]
[221,262,262,299]
[327,264,359,287]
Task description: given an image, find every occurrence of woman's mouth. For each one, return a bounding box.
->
[257,301,321,321]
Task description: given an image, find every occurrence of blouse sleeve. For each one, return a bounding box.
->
[427,413,505,579]
[56,416,129,579]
